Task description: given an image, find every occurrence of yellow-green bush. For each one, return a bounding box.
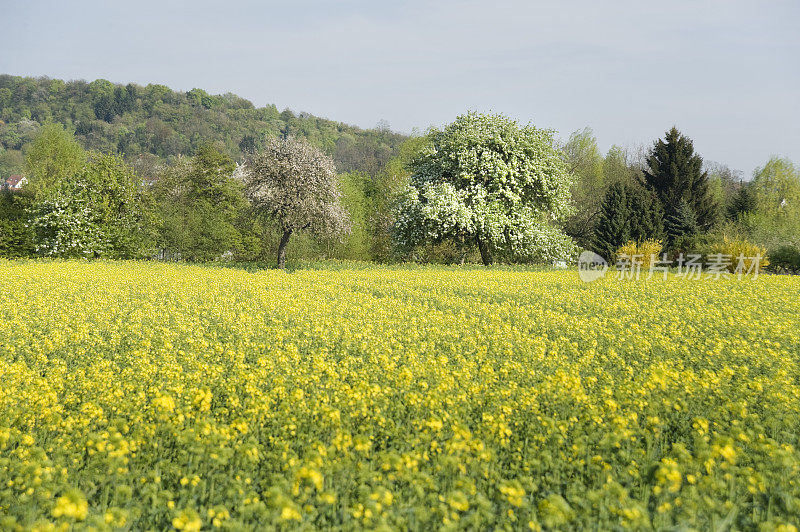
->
[615,239,663,270]
[0,261,799,530]
[704,237,769,273]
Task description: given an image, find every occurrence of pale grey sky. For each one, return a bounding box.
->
[2,0,798,175]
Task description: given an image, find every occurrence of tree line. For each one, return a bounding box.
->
[0,123,399,267]
[1,80,798,270]
[562,127,800,271]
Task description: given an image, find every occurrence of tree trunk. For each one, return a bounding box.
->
[477,236,493,266]
[277,228,292,269]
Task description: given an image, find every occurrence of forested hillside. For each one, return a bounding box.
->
[0,74,407,178]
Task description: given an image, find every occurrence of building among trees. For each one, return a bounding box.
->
[3,174,27,190]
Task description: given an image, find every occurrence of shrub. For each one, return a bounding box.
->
[703,237,769,273]
[0,189,35,257]
[767,245,800,274]
[28,153,152,258]
[29,179,108,257]
[615,239,663,270]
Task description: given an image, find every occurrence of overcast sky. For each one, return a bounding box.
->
[2,0,798,175]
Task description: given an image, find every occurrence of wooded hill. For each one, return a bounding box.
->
[0,74,407,179]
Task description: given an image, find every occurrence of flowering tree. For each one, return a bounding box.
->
[241,137,350,268]
[29,181,107,257]
[395,112,575,265]
[29,153,151,258]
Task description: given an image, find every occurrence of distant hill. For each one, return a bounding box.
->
[0,74,408,178]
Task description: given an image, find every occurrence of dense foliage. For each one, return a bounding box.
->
[395,112,575,265]
[559,126,800,267]
[151,147,247,262]
[740,157,800,250]
[22,123,86,196]
[28,153,151,258]
[0,74,406,177]
[241,137,350,268]
[642,127,718,236]
[560,128,606,249]
[0,190,34,257]
[593,181,663,260]
[1,262,799,530]
[2,74,799,267]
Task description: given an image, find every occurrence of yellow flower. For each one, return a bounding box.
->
[52,490,88,521]
[717,443,737,463]
[4,262,800,528]
[280,505,301,521]
[154,394,176,412]
[193,389,213,412]
[104,508,128,527]
[172,509,202,531]
[446,491,470,512]
[499,482,526,507]
[295,466,324,491]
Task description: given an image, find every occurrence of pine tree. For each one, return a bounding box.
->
[664,198,698,243]
[593,182,630,260]
[593,181,663,260]
[643,127,718,232]
[727,183,757,220]
[629,185,664,242]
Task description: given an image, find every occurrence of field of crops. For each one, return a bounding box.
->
[1,261,799,530]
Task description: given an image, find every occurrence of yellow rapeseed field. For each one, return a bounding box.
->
[1,261,799,530]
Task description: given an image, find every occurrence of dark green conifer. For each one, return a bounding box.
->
[643,127,718,232]
[593,181,663,259]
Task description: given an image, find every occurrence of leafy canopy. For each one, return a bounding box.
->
[561,127,606,249]
[0,74,407,177]
[241,136,351,268]
[395,112,575,264]
[151,146,247,261]
[24,123,87,196]
[29,153,150,258]
[242,136,350,237]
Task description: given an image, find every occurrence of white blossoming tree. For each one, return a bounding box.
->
[241,137,350,268]
[395,112,576,265]
[29,153,151,258]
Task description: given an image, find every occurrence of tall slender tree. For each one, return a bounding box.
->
[593,183,630,260]
[561,128,605,249]
[642,127,718,237]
